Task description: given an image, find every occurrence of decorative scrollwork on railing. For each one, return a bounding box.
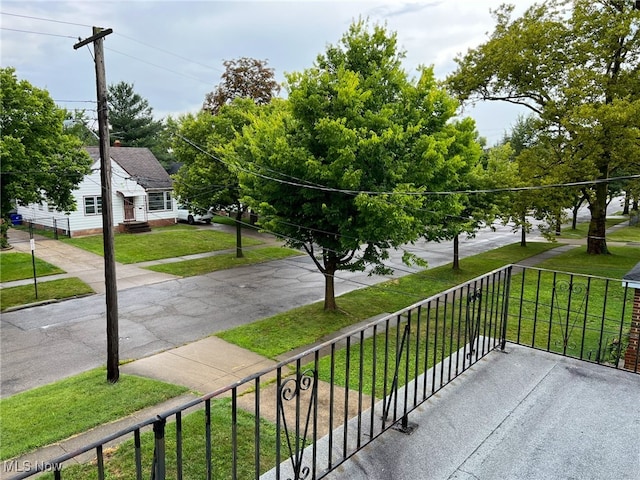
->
[278,368,317,480]
[552,279,588,353]
[466,288,482,358]
[555,280,585,296]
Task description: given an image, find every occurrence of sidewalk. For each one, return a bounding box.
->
[0,223,279,294]
[1,228,178,294]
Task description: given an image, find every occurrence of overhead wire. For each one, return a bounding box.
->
[175,133,640,197]
[0,11,92,28]
[0,27,78,39]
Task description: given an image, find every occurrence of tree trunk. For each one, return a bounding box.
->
[235,209,243,258]
[572,205,579,229]
[623,194,630,215]
[452,234,460,270]
[520,212,527,247]
[555,215,561,236]
[587,182,609,254]
[323,262,337,311]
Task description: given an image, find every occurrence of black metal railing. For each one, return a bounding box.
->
[507,265,636,371]
[5,265,637,479]
[21,217,71,240]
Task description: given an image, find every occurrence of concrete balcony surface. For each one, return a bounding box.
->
[322,343,640,480]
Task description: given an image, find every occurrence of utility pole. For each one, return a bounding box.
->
[74,27,119,383]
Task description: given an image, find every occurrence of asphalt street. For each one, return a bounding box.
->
[0,200,622,398]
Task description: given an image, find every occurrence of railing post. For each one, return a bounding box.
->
[152,417,166,480]
[501,265,513,351]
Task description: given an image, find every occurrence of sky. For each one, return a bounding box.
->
[1,1,538,146]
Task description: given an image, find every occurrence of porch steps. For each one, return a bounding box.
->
[122,221,151,234]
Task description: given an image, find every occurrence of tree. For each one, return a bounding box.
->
[107,81,163,147]
[230,20,477,311]
[203,58,280,115]
[447,0,640,254]
[421,120,505,270]
[172,99,257,257]
[0,67,92,248]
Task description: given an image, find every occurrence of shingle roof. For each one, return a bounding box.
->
[623,261,640,282]
[85,146,173,189]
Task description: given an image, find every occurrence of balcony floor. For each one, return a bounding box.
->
[325,344,640,480]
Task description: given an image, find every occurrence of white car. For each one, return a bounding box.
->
[176,205,213,224]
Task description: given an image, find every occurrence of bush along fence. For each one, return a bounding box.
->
[6,265,637,479]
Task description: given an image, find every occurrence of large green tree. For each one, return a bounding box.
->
[0,67,92,247]
[174,58,281,257]
[421,121,505,270]
[447,0,640,254]
[172,99,257,257]
[229,20,479,310]
[107,82,162,143]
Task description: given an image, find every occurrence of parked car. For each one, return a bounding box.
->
[176,205,213,225]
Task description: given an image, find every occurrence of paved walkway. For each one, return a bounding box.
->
[0,223,280,294]
[1,219,634,473]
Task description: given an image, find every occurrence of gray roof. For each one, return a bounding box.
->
[317,345,640,480]
[623,261,640,282]
[85,146,173,190]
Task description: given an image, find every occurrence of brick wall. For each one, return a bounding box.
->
[624,288,640,372]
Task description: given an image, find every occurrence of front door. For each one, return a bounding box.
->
[124,197,135,222]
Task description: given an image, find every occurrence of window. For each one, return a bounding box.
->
[148,191,172,211]
[84,196,102,215]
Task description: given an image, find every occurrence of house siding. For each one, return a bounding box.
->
[17,150,176,237]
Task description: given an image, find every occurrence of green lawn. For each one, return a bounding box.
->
[37,398,288,480]
[63,226,263,264]
[535,244,640,278]
[0,278,94,311]
[557,217,629,239]
[607,225,640,243]
[0,252,63,282]
[145,246,303,276]
[217,242,559,359]
[0,368,189,461]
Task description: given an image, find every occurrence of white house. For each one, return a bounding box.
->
[17,145,176,237]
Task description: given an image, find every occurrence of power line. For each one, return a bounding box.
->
[0,27,78,39]
[0,11,92,28]
[106,47,213,86]
[175,133,640,197]
[114,32,222,74]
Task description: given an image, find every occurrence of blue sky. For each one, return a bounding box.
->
[1,1,537,145]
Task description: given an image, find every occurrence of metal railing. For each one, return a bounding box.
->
[6,265,637,479]
[21,217,71,240]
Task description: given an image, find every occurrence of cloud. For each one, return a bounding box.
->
[1,0,537,145]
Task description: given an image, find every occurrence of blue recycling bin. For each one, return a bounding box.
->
[9,213,22,225]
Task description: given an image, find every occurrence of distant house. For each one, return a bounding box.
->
[17,145,176,237]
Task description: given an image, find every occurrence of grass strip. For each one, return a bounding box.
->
[37,398,287,480]
[607,225,640,243]
[0,278,94,311]
[0,368,189,460]
[145,246,303,277]
[0,252,63,282]
[535,244,640,278]
[63,228,263,264]
[557,217,628,239]
[217,242,558,359]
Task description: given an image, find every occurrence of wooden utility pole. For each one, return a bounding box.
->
[74,27,119,383]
